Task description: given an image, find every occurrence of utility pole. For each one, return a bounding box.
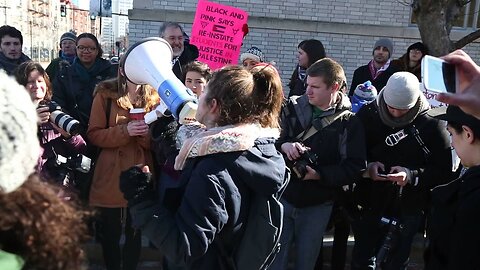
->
[0,5,8,25]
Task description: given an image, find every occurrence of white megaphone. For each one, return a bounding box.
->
[122,37,197,124]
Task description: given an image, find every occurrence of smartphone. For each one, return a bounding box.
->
[377,173,388,178]
[422,55,456,93]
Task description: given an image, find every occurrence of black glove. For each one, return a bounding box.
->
[150,117,179,164]
[119,166,155,207]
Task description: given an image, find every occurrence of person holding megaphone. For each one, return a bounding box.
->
[86,55,160,270]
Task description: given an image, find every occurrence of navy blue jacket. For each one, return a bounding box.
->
[130,137,287,270]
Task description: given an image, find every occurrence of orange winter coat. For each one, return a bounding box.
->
[87,83,158,207]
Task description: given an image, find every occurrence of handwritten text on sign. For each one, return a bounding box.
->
[190,0,248,70]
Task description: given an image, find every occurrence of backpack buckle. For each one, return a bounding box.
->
[385,129,408,146]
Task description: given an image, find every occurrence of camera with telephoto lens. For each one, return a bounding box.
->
[375,217,403,266]
[292,145,318,179]
[38,100,82,135]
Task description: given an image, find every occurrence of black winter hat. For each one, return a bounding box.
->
[407,42,429,55]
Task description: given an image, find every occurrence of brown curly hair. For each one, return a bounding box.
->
[0,174,90,270]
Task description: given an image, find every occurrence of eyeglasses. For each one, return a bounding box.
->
[76,46,97,52]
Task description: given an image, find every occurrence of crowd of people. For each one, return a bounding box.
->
[1,20,480,270]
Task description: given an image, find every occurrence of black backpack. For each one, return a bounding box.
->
[216,158,290,270]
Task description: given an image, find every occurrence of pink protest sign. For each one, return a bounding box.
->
[190,0,248,70]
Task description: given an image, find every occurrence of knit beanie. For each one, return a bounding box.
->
[382,72,420,110]
[60,31,77,44]
[0,71,40,193]
[240,46,265,63]
[354,80,377,101]
[373,38,393,58]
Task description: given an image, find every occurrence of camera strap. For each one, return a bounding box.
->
[385,125,430,157]
[295,124,318,142]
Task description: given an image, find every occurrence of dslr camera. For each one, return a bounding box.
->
[46,153,92,187]
[38,100,82,135]
[292,144,318,179]
[47,153,92,174]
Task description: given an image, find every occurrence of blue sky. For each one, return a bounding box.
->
[72,0,89,9]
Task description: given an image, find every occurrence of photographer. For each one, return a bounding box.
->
[271,58,366,270]
[352,72,454,270]
[14,62,87,194]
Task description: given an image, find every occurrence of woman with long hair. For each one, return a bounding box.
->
[87,55,159,270]
[288,39,326,97]
[14,62,87,194]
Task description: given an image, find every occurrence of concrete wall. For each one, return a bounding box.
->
[128,0,480,93]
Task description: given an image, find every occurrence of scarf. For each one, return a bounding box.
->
[298,66,307,81]
[174,123,280,170]
[0,52,30,75]
[368,59,391,80]
[377,90,430,128]
[60,51,76,64]
[73,58,104,83]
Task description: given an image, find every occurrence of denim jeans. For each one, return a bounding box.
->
[270,199,333,270]
[351,212,422,270]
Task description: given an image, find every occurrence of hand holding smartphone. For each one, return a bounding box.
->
[422,55,457,94]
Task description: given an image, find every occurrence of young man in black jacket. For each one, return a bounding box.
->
[352,72,454,270]
[349,38,399,97]
[271,58,366,270]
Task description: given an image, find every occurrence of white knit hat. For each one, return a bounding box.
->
[382,72,420,110]
[0,71,40,193]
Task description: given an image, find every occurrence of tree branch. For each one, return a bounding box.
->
[455,29,480,49]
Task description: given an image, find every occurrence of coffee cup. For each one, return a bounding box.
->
[129,108,146,121]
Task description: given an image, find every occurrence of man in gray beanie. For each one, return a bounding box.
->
[46,31,77,80]
[350,72,456,270]
[349,38,399,97]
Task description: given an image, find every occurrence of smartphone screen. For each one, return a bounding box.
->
[422,55,456,93]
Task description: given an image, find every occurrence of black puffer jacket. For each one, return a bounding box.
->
[354,102,454,216]
[276,93,367,208]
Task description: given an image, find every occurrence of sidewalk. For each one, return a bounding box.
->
[85,233,426,270]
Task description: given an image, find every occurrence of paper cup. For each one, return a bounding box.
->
[129,108,146,121]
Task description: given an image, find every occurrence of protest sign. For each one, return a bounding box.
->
[190,0,248,70]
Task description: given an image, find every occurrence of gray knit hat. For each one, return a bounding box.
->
[382,72,420,110]
[60,31,77,44]
[0,71,40,193]
[373,38,393,58]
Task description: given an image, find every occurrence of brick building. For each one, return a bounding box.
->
[128,0,480,93]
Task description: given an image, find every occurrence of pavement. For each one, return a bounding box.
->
[85,232,426,270]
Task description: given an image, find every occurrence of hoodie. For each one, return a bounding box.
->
[129,137,286,269]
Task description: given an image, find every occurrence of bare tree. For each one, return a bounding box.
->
[411,0,480,56]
